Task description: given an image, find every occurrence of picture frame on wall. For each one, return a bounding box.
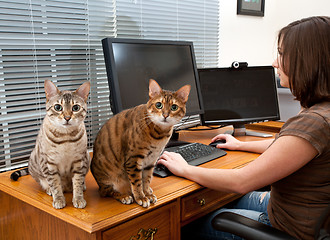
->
[237,0,265,17]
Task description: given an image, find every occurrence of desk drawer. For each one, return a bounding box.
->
[102,201,179,240]
[181,188,241,224]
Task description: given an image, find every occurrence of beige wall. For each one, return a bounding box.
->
[219,0,330,67]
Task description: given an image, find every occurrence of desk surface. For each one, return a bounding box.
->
[245,121,284,133]
[0,126,276,237]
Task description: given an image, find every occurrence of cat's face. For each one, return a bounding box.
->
[44,80,90,128]
[46,92,87,127]
[147,79,190,128]
[147,91,185,127]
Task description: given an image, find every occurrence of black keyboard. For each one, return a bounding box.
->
[153,142,227,178]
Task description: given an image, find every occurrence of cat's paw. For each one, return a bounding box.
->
[144,187,157,204]
[46,188,52,196]
[73,197,87,208]
[135,196,150,208]
[120,195,134,205]
[146,193,157,204]
[53,197,66,209]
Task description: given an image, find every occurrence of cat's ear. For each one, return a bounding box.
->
[149,79,162,99]
[44,80,60,101]
[176,85,191,103]
[75,81,90,101]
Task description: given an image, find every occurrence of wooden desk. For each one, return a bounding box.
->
[0,127,274,240]
[245,121,284,133]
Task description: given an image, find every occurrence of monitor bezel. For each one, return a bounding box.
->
[198,66,281,126]
[102,37,205,116]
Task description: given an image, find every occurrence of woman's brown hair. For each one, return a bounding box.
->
[278,16,330,108]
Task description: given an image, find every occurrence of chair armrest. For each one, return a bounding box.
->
[211,212,297,240]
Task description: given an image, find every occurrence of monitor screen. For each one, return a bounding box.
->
[102,38,204,120]
[198,66,280,132]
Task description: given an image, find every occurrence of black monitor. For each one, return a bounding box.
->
[102,38,204,130]
[198,66,280,137]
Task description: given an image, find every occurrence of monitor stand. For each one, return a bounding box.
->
[226,124,273,138]
[165,131,191,148]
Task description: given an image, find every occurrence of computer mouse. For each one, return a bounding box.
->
[208,139,226,147]
[154,163,173,178]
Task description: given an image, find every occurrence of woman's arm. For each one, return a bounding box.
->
[158,135,318,194]
[211,134,274,153]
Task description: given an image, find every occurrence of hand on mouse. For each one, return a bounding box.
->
[211,134,242,150]
[209,139,226,147]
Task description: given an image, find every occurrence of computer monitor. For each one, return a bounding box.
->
[102,38,204,138]
[198,66,280,137]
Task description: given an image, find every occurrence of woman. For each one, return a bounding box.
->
[158,16,330,240]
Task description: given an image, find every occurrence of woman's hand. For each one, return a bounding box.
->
[157,151,190,177]
[211,134,242,150]
[212,133,275,154]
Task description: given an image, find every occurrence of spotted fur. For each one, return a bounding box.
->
[91,79,190,207]
[27,80,91,209]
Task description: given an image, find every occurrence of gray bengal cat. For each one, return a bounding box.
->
[11,80,91,209]
[91,79,190,208]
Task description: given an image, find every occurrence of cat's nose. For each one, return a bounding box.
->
[64,116,71,122]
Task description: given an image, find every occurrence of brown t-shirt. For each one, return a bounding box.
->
[268,101,330,240]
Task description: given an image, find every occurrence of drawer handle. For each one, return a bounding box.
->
[129,228,157,240]
[197,198,206,206]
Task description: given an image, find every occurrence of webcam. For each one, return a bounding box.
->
[231,61,248,69]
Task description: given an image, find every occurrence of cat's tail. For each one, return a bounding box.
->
[10,167,29,181]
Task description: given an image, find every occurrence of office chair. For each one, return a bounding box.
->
[211,203,330,240]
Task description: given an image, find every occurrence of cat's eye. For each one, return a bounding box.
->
[72,105,80,112]
[171,104,178,111]
[155,102,163,109]
[54,104,63,111]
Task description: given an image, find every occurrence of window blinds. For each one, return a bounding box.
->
[0,0,219,172]
[116,0,219,68]
[0,0,115,171]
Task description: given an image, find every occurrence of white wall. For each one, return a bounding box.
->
[218,0,330,121]
[219,0,330,67]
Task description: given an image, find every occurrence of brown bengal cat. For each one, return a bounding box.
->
[91,79,190,207]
